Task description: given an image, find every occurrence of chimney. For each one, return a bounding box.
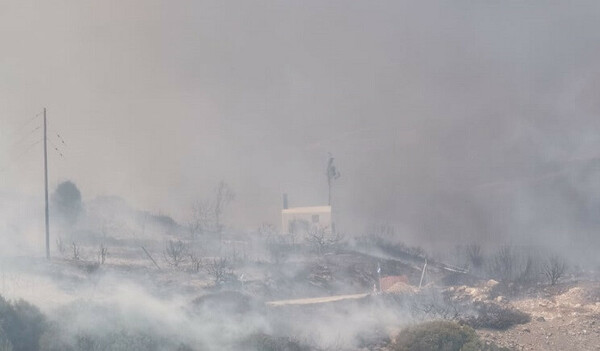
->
[283,193,288,209]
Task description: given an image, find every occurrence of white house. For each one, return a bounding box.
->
[281,205,332,235]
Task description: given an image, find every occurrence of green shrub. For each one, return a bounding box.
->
[463,302,530,330]
[0,296,46,351]
[39,301,195,351]
[392,321,508,351]
[239,333,312,351]
[42,327,194,351]
[38,321,73,351]
[76,331,160,351]
[0,328,13,351]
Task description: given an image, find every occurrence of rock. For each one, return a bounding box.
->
[486,279,499,288]
[496,296,505,303]
[536,316,546,322]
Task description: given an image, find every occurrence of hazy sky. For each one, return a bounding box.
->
[3,1,600,248]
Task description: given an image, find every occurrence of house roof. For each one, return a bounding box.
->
[282,206,331,214]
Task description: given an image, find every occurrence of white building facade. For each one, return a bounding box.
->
[281,205,332,235]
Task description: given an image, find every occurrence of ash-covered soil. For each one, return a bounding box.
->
[475,281,600,351]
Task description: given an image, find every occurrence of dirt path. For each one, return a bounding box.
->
[266,293,369,306]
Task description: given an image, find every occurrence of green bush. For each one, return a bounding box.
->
[239,333,312,351]
[39,301,195,351]
[42,329,192,351]
[463,302,530,330]
[392,321,508,351]
[0,296,46,351]
[75,331,161,351]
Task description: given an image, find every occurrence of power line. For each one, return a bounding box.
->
[1,109,53,260]
[0,138,43,173]
[8,125,42,150]
[13,138,43,161]
[13,112,42,132]
[1,113,50,171]
[7,112,43,140]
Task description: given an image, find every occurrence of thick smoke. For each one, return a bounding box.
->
[3,2,600,255]
[2,2,600,350]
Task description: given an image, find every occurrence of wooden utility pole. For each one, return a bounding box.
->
[43,108,50,259]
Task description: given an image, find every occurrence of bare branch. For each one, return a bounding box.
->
[71,242,80,260]
[163,240,188,268]
[543,255,567,286]
[204,257,233,285]
[98,244,108,264]
[305,227,345,256]
[466,244,483,269]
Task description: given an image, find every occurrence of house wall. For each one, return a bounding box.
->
[281,206,332,234]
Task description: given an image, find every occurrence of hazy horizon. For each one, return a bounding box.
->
[3,1,600,253]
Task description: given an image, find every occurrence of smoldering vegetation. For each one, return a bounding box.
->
[0,181,595,351]
[4,2,600,350]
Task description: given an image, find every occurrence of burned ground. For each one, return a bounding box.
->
[0,234,598,351]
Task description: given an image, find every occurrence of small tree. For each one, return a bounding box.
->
[163,240,188,268]
[366,223,396,240]
[98,244,108,264]
[487,246,538,284]
[188,200,214,240]
[189,251,202,272]
[305,227,344,256]
[257,222,277,237]
[51,181,83,228]
[71,242,81,260]
[56,237,66,257]
[189,181,235,243]
[204,257,233,284]
[266,234,293,264]
[487,246,516,282]
[543,255,567,286]
[214,181,235,240]
[466,244,484,269]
